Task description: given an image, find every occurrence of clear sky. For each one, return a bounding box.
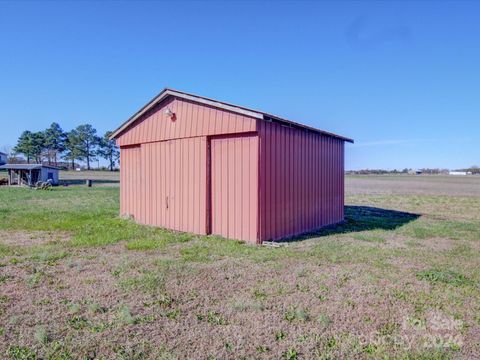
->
[0,0,478,170]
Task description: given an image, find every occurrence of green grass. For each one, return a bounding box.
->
[403,219,480,241]
[1,185,478,279]
[1,187,479,287]
[6,345,37,360]
[0,187,291,263]
[119,271,166,295]
[0,243,16,257]
[352,233,386,243]
[0,187,197,248]
[1,179,480,358]
[125,231,192,250]
[416,269,474,287]
[284,306,310,323]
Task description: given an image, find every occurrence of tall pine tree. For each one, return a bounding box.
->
[13,131,45,163]
[98,131,119,171]
[75,124,100,170]
[44,122,66,165]
[63,130,84,170]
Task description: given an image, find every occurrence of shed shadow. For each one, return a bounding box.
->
[279,206,420,243]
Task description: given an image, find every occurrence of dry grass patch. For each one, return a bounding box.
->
[0,177,479,358]
[0,230,70,247]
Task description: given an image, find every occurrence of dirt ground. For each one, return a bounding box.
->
[4,237,475,360]
[0,175,479,359]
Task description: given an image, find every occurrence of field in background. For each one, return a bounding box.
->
[59,170,119,186]
[0,170,119,184]
[0,175,479,359]
[347,174,480,196]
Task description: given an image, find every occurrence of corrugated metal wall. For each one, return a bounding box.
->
[211,135,259,243]
[120,145,142,218]
[139,137,207,234]
[258,121,345,241]
[116,97,257,147]
[118,95,346,243]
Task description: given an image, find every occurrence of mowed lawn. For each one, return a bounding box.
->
[0,176,479,359]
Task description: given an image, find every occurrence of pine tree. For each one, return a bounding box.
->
[30,132,46,163]
[44,122,66,165]
[63,130,84,170]
[13,131,35,163]
[97,131,119,171]
[13,131,45,163]
[75,124,100,170]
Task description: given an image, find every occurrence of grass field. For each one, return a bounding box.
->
[0,170,120,185]
[59,171,119,186]
[0,175,479,359]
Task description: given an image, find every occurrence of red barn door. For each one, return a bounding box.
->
[140,137,207,234]
[210,135,258,243]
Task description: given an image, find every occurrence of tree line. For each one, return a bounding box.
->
[347,167,480,175]
[13,123,119,171]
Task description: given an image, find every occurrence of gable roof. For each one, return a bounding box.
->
[0,151,7,156]
[110,88,354,143]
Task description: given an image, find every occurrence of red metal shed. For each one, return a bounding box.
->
[110,89,353,243]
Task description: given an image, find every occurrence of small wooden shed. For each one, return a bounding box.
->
[110,89,353,243]
[0,164,60,186]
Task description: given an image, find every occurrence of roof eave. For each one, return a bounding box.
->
[109,88,354,143]
[263,114,354,143]
[109,88,264,140]
[0,164,61,170]
[109,88,170,140]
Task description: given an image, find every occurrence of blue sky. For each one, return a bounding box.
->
[0,0,478,170]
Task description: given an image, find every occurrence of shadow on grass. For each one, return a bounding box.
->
[281,206,420,242]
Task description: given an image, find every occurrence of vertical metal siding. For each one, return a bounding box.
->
[119,146,142,220]
[137,137,207,234]
[258,121,345,241]
[211,135,259,243]
[116,98,257,147]
[118,97,346,244]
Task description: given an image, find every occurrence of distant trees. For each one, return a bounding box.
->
[98,131,120,171]
[75,124,100,170]
[458,165,480,175]
[12,122,119,170]
[63,129,84,170]
[419,168,450,175]
[13,131,34,162]
[13,131,45,163]
[44,122,66,165]
[346,168,465,175]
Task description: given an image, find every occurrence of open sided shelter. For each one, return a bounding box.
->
[110,89,353,243]
[0,164,60,186]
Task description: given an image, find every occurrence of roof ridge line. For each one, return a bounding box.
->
[110,88,353,143]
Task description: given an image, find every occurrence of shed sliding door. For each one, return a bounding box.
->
[210,135,258,243]
[140,137,207,234]
[120,146,142,219]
